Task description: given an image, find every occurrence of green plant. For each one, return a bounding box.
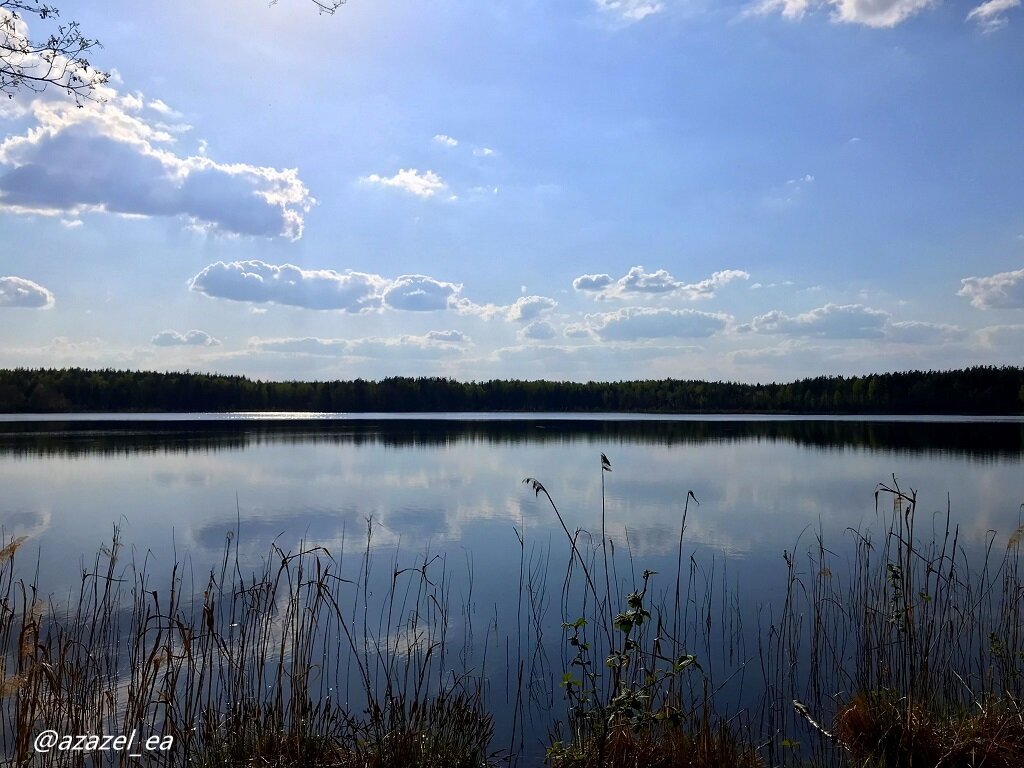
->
[528,455,762,768]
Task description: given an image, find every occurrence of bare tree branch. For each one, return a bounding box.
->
[0,0,108,104]
[269,0,348,14]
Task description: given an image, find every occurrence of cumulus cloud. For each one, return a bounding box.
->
[0,275,54,309]
[189,260,502,316]
[587,307,730,341]
[831,0,935,26]
[151,329,220,347]
[361,168,447,198]
[0,99,314,239]
[572,274,614,292]
[186,259,567,324]
[425,330,470,344]
[433,134,458,147]
[382,275,462,312]
[885,321,965,344]
[472,147,497,158]
[506,295,557,322]
[573,266,749,301]
[958,268,1024,309]
[594,0,665,22]
[742,303,889,339]
[189,261,389,312]
[747,0,936,27]
[966,0,1020,30]
[249,332,470,359]
[518,320,557,341]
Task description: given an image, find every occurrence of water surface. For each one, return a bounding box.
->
[1,415,1022,758]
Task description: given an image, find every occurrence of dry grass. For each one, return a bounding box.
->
[835,690,1024,768]
[0,523,496,767]
[549,719,764,768]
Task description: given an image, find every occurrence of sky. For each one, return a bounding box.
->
[0,0,1022,384]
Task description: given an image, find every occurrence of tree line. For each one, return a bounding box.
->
[0,366,1021,414]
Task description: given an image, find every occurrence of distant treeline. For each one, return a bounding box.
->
[0,366,1022,414]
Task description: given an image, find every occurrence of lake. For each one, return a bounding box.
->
[2,414,1023,763]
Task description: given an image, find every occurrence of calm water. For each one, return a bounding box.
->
[2,415,1022,582]
[2,414,1023,758]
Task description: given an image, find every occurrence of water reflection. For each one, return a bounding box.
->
[1,419,1022,576]
[0,417,1022,459]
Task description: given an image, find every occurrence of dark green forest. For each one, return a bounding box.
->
[0,366,1021,414]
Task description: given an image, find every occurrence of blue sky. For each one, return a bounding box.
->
[1,0,1022,383]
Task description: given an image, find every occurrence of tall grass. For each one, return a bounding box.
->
[765,477,1024,767]
[525,456,763,768]
[0,520,494,767]
[0,465,1022,767]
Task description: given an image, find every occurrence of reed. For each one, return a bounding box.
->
[0,520,495,767]
[766,478,1024,767]
[526,457,763,768]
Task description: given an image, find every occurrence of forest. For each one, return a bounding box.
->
[0,366,1021,414]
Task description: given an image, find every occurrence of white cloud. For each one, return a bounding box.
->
[120,92,144,112]
[361,168,447,198]
[616,266,681,294]
[249,332,470,359]
[506,295,557,322]
[831,0,935,26]
[151,329,220,347]
[885,321,966,344]
[744,0,812,18]
[382,275,462,312]
[518,320,557,341]
[0,99,314,239]
[594,0,665,22]
[966,0,1019,30]
[472,147,497,158]
[148,99,182,118]
[572,273,614,291]
[742,303,889,339]
[746,0,936,27]
[587,307,730,341]
[188,260,501,316]
[958,268,1024,309]
[189,261,389,312]
[433,134,458,147]
[425,330,470,344]
[573,266,749,301]
[0,275,54,308]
